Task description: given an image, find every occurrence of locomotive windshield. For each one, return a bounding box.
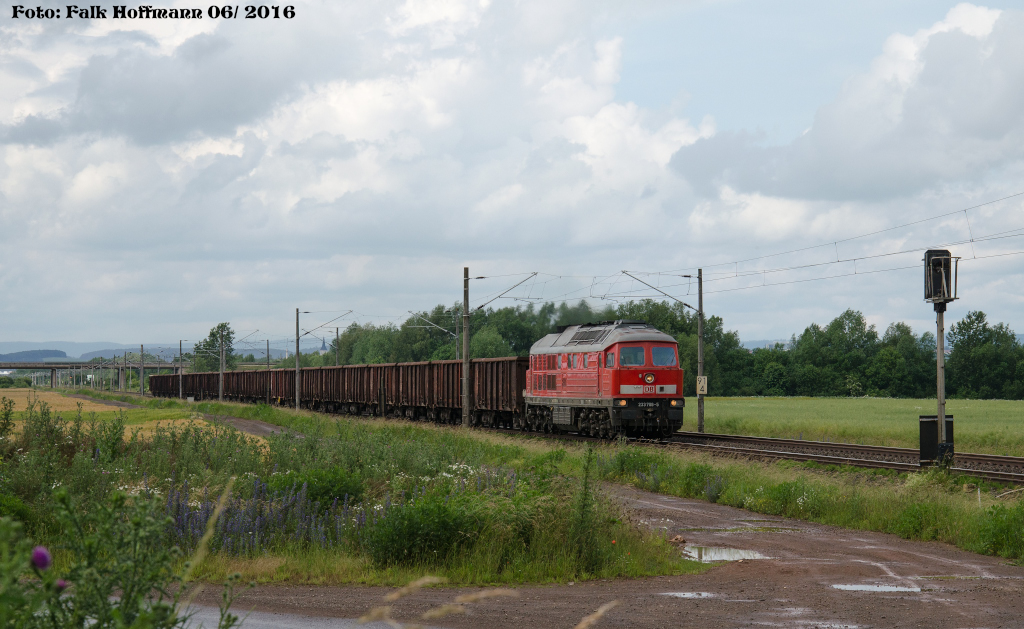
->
[652,346,677,366]
[619,346,645,366]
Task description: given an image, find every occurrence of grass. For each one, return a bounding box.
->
[702,396,1024,456]
[0,389,701,586]
[13,388,1024,571]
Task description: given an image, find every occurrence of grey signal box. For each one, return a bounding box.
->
[924,249,958,306]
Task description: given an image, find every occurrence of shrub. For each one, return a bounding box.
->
[888,503,941,541]
[608,447,665,478]
[267,467,362,507]
[361,494,481,567]
[0,396,14,438]
[0,494,31,525]
[678,463,715,498]
[703,475,726,503]
[978,502,1024,560]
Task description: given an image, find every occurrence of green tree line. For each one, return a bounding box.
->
[217,301,1023,400]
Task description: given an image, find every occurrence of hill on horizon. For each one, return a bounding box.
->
[0,349,67,362]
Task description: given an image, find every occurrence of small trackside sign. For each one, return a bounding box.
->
[696,376,707,395]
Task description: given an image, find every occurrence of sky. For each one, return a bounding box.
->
[1,0,1023,352]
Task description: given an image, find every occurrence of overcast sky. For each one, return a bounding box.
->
[2,0,1023,350]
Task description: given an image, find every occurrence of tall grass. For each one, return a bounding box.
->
[0,397,696,585]
[54,390,1024,566]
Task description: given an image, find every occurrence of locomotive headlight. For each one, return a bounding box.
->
[618,399,627,406]
[670,400,678,406]
[644,373,655,384]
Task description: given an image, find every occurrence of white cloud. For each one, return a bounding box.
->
[672,4,1024,201]
[0,1,1022,344]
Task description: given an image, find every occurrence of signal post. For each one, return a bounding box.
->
[921,249,959,465]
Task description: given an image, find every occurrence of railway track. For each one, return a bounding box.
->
[490,427,1024,484]
[670,431,1024,484]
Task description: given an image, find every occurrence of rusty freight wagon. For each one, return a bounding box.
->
[149,357,529,428]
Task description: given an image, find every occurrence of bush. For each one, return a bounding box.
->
[267,467,362,507]
[978,502,1024,560]
[608,448,665,478]
[361,494,480,567]
[0,494,31,525]
[678,463,715,498]
[889,502,941,541]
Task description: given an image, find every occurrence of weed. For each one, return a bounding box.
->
[978,501,1024,561]
[0,397,14,439]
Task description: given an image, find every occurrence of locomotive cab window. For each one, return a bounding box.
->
[606,352,614,367]
[652,346,677,367]
[619,346,645,367]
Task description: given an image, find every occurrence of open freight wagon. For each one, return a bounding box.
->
[148,357,528,428]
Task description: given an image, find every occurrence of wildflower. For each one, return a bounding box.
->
[55,579,68,592]
[611,540,616,544]
[31,546,51,570]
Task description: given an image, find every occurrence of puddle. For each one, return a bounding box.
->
[660,592,716,599]
[831,584,920,593]
[681,526,798,533]
[683,546,769,562]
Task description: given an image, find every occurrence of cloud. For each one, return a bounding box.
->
[671,4,1024,201]
[1,1,1022,344]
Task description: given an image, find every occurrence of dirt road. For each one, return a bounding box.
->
[182,486,1023,628]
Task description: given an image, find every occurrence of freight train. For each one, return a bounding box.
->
[149,320,685,438]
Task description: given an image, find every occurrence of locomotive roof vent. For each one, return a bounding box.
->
[567,327,612,346]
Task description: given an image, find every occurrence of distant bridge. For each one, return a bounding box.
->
[1,362,184,390]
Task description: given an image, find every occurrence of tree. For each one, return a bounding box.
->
[947,311,1023,399]
[790,310,879,396]
[471,326,514,358]
[761,362,788,396]
[191,323,236,372]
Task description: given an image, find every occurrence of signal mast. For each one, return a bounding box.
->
[922,249,959,465]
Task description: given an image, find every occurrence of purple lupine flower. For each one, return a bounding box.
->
[31,546,51,570]
[55,579,68,592]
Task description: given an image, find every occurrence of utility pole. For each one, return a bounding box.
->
[178,340,183,399]
[335,328,339,366]
[219,329,225,401]
[140,345,144,396]
[295,308,301,411]
[697,268,705,433]
[267,339,271,405]
[462,267,471,427]
[936,305,947,441]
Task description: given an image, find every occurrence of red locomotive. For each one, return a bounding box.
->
[523,320,684,437]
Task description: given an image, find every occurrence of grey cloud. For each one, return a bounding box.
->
[671,11,1024,201]
[4,16,374,145]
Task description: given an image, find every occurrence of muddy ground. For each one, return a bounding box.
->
[84,393,1024,628]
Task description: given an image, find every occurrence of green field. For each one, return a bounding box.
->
[700,397,1024,456]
